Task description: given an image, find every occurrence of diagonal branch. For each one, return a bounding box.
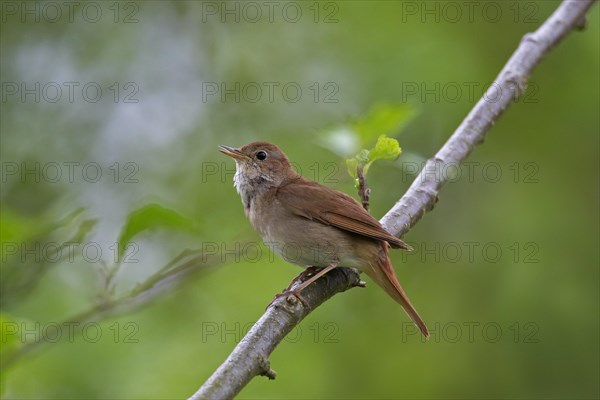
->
[381,0,596,236]
[189,1,597,399]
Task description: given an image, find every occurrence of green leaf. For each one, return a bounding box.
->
[117,204,198,261]
[368,134,402,161]
[345,135,402,178]
[319,103,416,158]
[346,158,359,179]
[364,135,402,175]
[321,103,411,181]
[346,149,371,180]
[351,104,415,145]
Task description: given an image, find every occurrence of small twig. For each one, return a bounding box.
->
[357,164,371,211]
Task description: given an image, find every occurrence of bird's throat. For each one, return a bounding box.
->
[234,168,273,211]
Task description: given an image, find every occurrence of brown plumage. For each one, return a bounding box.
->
[219,141,429,338]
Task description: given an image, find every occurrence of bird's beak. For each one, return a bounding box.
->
[218,145,249,160]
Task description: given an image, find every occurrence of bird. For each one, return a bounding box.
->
[219,141,429,338]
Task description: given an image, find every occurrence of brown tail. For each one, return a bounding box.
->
[365,245,429,339]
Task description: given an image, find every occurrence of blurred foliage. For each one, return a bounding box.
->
[0,1,598,399]
[351,104,415,147]
[116,203,199,261]
[321,103,408,185]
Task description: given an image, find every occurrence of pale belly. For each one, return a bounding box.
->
[249,199,371,269]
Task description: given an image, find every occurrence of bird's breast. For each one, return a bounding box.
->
[248,197,371,269]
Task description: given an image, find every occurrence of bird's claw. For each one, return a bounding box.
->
[266,266,323,309]
[267,288,309,309]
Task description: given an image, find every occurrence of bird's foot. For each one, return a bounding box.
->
[292,266,323,285]
[267,263,340,309]
[267,288,309,309]
[266,266,323,309]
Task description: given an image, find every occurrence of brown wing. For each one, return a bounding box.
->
[276,177,411,250]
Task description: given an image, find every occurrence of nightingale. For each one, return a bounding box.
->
[219,141,429,338]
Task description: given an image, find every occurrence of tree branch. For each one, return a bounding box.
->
[190,1,596,398]
[381,0,596,237]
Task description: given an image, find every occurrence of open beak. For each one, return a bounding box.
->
[218,145,249,160]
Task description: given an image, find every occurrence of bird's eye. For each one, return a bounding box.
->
[256,150,267,160]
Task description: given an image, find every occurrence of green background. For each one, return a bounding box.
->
[1,1,598,399]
